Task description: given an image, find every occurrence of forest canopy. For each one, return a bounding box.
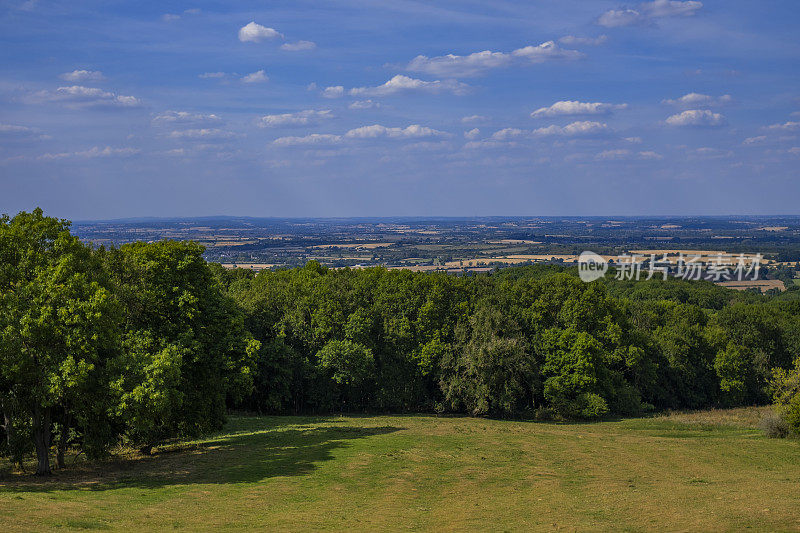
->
[2,209,799,475]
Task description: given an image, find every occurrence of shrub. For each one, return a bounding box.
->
[759,413,790,439]
[770,356,800,436]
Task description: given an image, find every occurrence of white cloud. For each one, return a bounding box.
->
[344,124,450,139]
[533,121,610,137]
[598,9,643,27]
[638,150,664,159]
[349,75,468,97]
[152,110,221,125]
[241,70,268,83]
[271,124,449,146]
[559,35,608,46]
[34,85,141,108]
[491,128,527,141]
[690,147,733,158]
[643,0,703,17]
[38,146,139,160]
[595,149,663,160]
[280,40,316,51]
[349,99,380,110]
[625,136,643,143]
[461,115,488,123]
[662,92,732,107]
[272,133,342,146]
[199,72,226,79]
[511,41,583,63]
[322,86,344,98]
[743,135,767,145]
[257,109,333,127]
[464,128,480,140]
[407,50,512,78]
[238,22,283,43]
[598,0,702,27]
[59,69,105,82]
[168,128,238,140]
[405,42,581,78]
[162,14,181,22]
[665,109,726,127]
[0,123,35,134]
[765,121,800,131]
[531,100,627,118]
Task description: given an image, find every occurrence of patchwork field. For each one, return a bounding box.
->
[1,408,798,531]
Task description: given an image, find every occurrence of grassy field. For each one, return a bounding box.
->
[1,407,798,531]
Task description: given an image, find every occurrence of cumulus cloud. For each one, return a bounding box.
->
[349,75,469,97]
[168,128,238,140]
[272,124,449,146]
[33,86,141,108]
[765,121,800,131]
[59,69,104,82]
[481,121,612,142]
[152,110,221,125]
[238,22,283,42]
[0,123,49,141]
[322,86,345,98]
[280,40,316,51]
[344,124,450,139]
[407,50,512,78]
[598,0,702,27]
[743,135,767,145]
[272,133,342,146]
[559,35,608,46]
[257,109,333,127]
[461,115,488,123]
[349,100,380,110]
[690,147,733,158]
[531,100,627,118]
[405,41,581,78]
[665,109,726,127]
[464,128,480,140]
[662,92,732,107]
[595,149,663,160]
[38,146,140,160]
[491,128,527,141]
[511,41,583,63]
[533,121,610,137]
[241,70,268,83]
[0,123,34,134]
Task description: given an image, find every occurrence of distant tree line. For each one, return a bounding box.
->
[1,209,799,475]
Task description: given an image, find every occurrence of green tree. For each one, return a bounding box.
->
[0,209,121,475]
[441,304,535,416]
[770,356,800,435]
[104,240,257,452]
[317,339,374,410]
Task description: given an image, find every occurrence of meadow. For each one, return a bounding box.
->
[1,407,798,532]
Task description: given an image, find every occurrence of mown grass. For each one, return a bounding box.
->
[0,408,798,531]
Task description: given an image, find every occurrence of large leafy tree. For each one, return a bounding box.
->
[0,209,121,475]
[103,240,257,452]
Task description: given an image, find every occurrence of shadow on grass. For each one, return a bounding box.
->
[0,420,403,493]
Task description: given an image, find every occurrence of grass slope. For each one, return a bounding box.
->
[1,407,798,531]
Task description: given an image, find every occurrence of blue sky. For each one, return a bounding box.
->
[1,0,799,219]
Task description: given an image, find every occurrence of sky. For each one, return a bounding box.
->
[0,0,799,220]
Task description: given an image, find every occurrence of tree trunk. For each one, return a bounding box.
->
[56,436,66,469]
[2,409,12,451]
[56,415,70,469]
[32,407,52,476]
